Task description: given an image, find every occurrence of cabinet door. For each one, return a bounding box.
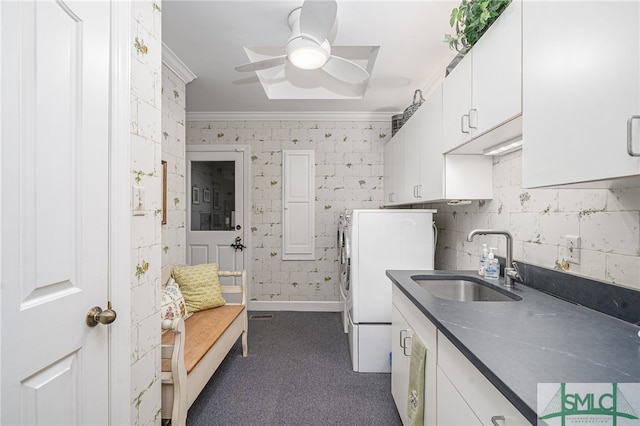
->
[438,333,531,425]
[383,140,395,205]
[403,105,426,203]
[522,1,640,187]
[384,134,404,206]
[282,150,315,260]
[436,366,482,426]
[442,53,473,153]
[392,286,437,425]
[391,304,412,425]
[419,87,445,202]
[472,0,521,136]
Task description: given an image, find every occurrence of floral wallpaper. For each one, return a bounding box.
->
[161,63,187,269]
[186,120,390,303]
[185,118,640,305]
[130,1,163,425]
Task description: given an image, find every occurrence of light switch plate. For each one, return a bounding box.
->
[133,185,146,216]
[566,235,580,264]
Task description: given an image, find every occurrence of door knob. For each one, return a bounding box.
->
[86,304,117,327]
[231,236,246,252]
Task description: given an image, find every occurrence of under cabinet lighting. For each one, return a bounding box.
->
[447,200,472,206]
[483,138,523,156]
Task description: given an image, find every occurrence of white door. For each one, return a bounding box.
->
[1,1,115,424]
[186,147,249,283]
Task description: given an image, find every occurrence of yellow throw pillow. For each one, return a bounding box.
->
[171,263,225,312]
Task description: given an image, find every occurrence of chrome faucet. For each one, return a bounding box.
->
[467,229,522,287]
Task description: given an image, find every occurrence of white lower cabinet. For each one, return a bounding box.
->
[391,287,437,425]
[391,305,412,425]
[436,366,482,425]
[437,331,530,425]
[391,285,531,425]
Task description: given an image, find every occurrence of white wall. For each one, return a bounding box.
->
[425,150,640,291]
[187,120,390,303]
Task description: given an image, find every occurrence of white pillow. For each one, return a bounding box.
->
[161,278,189,320]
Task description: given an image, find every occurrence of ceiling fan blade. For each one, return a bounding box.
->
[235,55,288,72]
[322,55,370,84]
[300,0,337,44]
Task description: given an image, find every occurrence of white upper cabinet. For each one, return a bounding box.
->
[443,0,522,154]
[383,138,394,205]
[471,0,522,137]
[383,87,493,206]
[522,1,640,187]
[421,87,493,202]
[419,87,446,201]
[442,53,474,153]
[383,130,402,205]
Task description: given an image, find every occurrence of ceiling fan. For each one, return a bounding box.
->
[234,0,370,84]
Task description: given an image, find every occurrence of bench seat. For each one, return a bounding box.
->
[161,268,248,426]
[161,304,245,373]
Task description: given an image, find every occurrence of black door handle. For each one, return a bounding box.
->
[231,236,246,252]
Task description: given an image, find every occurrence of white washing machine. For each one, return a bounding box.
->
[337,212,350,333]
[345,209,436,373]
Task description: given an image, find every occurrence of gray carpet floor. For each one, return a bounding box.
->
[186,311,402,426]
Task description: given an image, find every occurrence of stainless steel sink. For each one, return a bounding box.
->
[413,277,521,302]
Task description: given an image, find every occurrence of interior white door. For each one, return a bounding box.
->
[186,149,247,281]
[1,0,112,424]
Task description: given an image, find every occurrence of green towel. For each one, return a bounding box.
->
[407,333,426,426]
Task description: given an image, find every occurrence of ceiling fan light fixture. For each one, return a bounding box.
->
[287,38,330,70]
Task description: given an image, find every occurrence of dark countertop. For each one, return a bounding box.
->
[386,269,640,424]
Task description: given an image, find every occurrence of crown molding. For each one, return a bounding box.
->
[186,111,396,122]
[162,43,197,84]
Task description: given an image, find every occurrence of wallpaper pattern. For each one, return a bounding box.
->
[186,120,390,302]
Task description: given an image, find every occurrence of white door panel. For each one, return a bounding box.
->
[1,0,112,424]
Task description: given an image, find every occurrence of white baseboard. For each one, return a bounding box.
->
[248,300,342,312]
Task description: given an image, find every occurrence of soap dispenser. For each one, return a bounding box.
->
[478,243,488,276]
[485,247,499,279]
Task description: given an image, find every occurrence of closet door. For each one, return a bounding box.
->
[282,150,315,260]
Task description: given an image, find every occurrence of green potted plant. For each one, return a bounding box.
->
[444,0,512,54]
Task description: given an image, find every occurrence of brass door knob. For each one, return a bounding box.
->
[86,306,117,327]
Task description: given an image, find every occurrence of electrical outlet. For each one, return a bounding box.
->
[566,235,580,264]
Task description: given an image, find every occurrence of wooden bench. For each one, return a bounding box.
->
[160,268,248,426]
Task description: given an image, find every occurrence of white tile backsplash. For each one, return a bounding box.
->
[425,150,640,292]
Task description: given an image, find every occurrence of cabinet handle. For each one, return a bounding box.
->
[461,114,470,134]
[491,415,505,425]
[389,192,395,203]
[627,116,640,157]
[400,329,408,347]
[469,109,478,129]
[403,335,412,356]
[415,185,421,199]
